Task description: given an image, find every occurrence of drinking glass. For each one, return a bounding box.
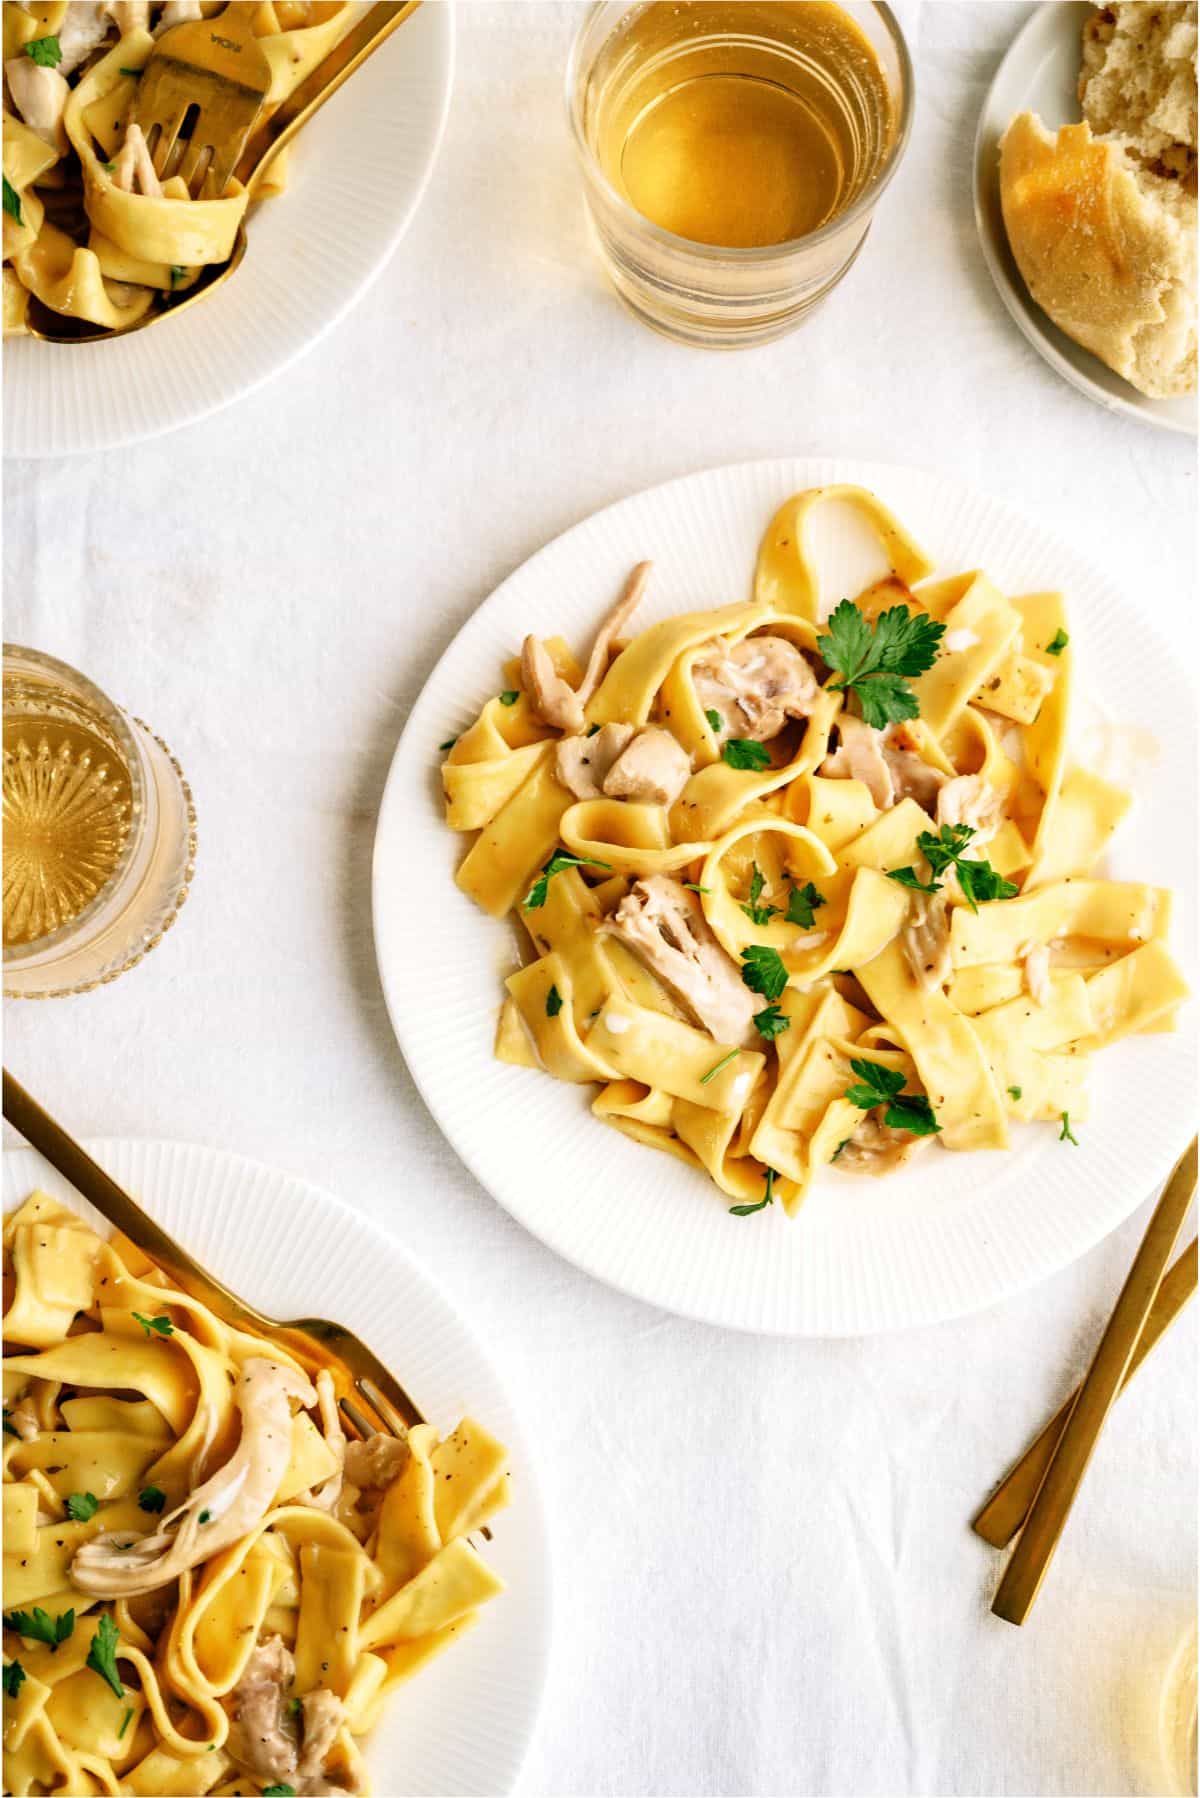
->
[3,646,197,999]
[566,0,914,348]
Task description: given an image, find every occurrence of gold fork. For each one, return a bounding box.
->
[2,1069,420,1445]
[135,1,274,197]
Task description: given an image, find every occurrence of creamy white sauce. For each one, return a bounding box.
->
[944,628,980,653]
[602,1011,631,1035]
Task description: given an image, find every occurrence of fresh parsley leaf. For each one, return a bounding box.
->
[263,1787,296,1797]
[1059,1112,1079,1145]
[288,1696,302,1719]
[704,709,723,733]
[730,1167,777,1217]
[545,984,563,1018]
[118,1706,133,1737]
[1046,629,1069,656]
[895,826,1018,915]
[137,1486,166,1514]
[198,1508,212,1524]
[4,1608,74,1652]
[817,600,945,729]
[523,851,611,910]
[740,864,778,926]
[438,737,457,753]
[1007,1085,1022,1101]
[699,1048,740,1086]
[2,1409,17,1438]
[883,1092,941,1136]
[844,1057,907,1109]
[86,1614,123,1699]
[498,690,519,707]
[65,1492,99,1523]
[2,1660,25,1699]
[683,882,711,894]
[885,864,942,895]
[917,823,973,877]
[740,945,789,1004]
[169,265,187,287]
[3,175,22,226]
[722,738,771,772]
[132,1312,173,1338]
[24,34,62,67]
[956,859,1019,910]
[585,722,601,737]
[785,881,826,928]
[753,1003,790,1041]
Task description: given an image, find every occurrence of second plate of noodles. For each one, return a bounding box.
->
[373,458,1197,1335]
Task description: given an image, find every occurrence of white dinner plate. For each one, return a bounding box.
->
[372,457,1196,1337]
[3,1137,551,1798]
[973,0,1197,439]
[4,2,454,459]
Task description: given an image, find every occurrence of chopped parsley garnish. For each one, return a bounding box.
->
[739,864,778,926]
[1046,629,1069,656]
[2,1660,25,1699]
[65,1492,99,1522]
[86,1614,123,1699]
[169,265,187,287]
[699,1048,740,1086]
[3,176,22,226]
[119,66,142,77]
[24,34,62,67]
[137,1486,166,1513]
[263,1787,296,1797]
[786,881,826,929]
[4,1608,74,1652]
[752,1003,790,1041]
[704,709,723,733]
[524,851,611,909]
[2,1409,17,1438]
[498,690,519,707]
[585,722,601,737]
[545,984,563,1018]
[722,738,771,772]
[133,1312,173,1338]
[844,1057,941,1137]
[1059,1112,1079,1145]
[730,1167,777,1217]
[288,1696,302,1718]
[1007,1085,1022,1101]
[438,737,457,753]
[683,882,710,894]
[740,945,789,1004]
[118,1706,133,1737]
[817,600,945,729]
[886,824,1018,914]
[198,1508,213,1524]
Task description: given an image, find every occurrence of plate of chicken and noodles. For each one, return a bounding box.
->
[3,1,454,456]
[372,458,1195,1336]
[2,1140,551,1796]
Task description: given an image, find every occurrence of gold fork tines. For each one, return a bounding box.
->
[135,2,273,198]
[2,1069,423,1441]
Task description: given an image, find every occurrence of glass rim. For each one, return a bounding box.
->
[2,642,148,969]
[565,0,916,266]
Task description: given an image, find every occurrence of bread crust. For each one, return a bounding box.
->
[999,112,1197,397]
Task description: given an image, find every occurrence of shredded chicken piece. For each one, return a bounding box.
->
[602,727,691,807]
[5,1396,38,1441]
[836,1113,933,1175]
[692,634,820,742]
[901,889,952,992]
[821,714,894,809]
[343,1432,409,1493]
[299,1368,345,1512]
[158,1,205,25]
[522,562,651,733]
[600,875,758,1047]
[1023,942,1052,1007]
[56,2,115,75]
[881,726,948,811]
[555,723,634,799]
[4,57,71,148]
[71,1358,315,1597]
[937,773,1005,844]
[225,1635,299,1787]
[107,0,150,32]
[299,1690,347,1782]
[110,121,162,197]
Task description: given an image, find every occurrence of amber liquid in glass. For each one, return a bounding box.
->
[3,688,133,948]
[593,1,893,249]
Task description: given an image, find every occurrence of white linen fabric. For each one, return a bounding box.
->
[3,5,1195,1796]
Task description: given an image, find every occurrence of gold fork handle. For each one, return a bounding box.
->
[3,1067,271,1334]
[237,0,421,197]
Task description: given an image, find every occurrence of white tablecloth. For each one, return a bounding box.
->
[4,5,1196,1795]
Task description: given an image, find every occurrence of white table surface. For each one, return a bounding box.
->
[3,4,1196,1795]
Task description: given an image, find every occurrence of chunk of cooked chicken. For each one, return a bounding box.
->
[4,57,70,149]
[937,773,1005,844]
[600,875,758,1047]
[821,717,947,813]
[1023,942,1052,1007]
[299,1689,347,1783]
[835,1113,933,1175]
[602,727,691,807]
[522,562,651,733]
[110,121,162,197]
[881,725,948,811]
[343,1431,409,1492]
[56,2,116,75]
[901,889,952,992]
[71,1357,315,1597]
[554,723,634,799]
[225,1635,299,1787]
[692,634,820,742]
[4,1395,38,1441]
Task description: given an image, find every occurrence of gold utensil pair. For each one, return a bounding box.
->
[28,1,420,345]
[2,1069,422,1449]
[975,1137,1197,1625]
